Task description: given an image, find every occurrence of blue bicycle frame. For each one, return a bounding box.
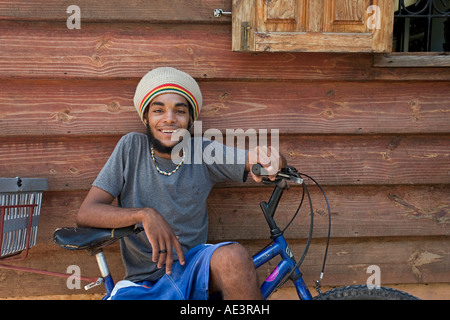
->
[251,167,313,300]
[253,236,312,300]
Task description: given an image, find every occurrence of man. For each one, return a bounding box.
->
[76,67,285,300]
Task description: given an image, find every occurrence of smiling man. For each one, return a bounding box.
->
[76,67,285,300]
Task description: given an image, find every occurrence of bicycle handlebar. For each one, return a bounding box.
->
[251,164,303,184]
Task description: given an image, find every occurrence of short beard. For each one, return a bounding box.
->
[145,123,174,155]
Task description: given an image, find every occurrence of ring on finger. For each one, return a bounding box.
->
[159,249,167,254]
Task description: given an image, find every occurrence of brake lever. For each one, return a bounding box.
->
[251,165,303,184]
[278,166,303,184]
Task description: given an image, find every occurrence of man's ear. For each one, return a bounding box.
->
[143,109,149,125]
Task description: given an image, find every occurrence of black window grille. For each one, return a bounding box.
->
[394,0,450,52]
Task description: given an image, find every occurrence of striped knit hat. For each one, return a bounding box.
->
[133,67,202,123]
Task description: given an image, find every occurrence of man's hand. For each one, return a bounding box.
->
[77,186,185,275]
[139,208,185,275]
[246,145,286,182]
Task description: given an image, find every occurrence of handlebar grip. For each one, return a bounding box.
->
[251,163,270,176]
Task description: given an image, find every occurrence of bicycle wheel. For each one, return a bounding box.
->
[313,285,420,300]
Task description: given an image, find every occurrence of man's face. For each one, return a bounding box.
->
[144,93,191,157]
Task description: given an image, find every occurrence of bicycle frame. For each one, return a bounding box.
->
[253,236,312,300]
[251,173,313,300]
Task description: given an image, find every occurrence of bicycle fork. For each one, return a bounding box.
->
[253,236,312,300]
[253,179,312,300]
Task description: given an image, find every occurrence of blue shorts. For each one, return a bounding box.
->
[107,242,233,300]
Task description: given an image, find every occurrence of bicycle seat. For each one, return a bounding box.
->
[53,225,141,251]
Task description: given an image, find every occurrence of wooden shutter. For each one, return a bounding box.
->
[232,0,394,52]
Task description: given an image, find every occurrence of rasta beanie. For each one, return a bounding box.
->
[133,67,203,123]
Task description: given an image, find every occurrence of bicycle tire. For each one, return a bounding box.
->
[313,285,420,300]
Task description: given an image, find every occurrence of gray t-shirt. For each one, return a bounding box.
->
[93,132,247,282]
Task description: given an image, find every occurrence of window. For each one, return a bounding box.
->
[231,0,394,52]
[393,0,450,52]
[230,0,450,67]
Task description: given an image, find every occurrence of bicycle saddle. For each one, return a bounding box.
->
[53,225,141,251]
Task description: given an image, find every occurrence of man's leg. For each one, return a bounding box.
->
[209,243,262,300]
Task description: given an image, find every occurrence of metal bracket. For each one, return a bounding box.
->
[213,9,232,18]
[315,279,324,299]
[84,277,103,290]
[241,22,252,51]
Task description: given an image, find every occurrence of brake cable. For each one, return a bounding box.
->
[275,171,332,292]
[275,179,314,290]
[299,173,332,283]
[281,184,305,233]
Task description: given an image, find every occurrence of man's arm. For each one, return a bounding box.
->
[77,186,140,228]
[76,186,185,274]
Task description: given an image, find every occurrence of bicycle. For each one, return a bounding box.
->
[53,165,419,300]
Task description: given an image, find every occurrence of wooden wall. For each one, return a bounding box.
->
[0,1,449,298]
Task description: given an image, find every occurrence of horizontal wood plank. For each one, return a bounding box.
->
[0,0,232,23]
[1,236,448,297]
[207,185,450,240]
[36,184,449,246]
[0,243,122,297]
[272,283,450,300]
[246,236,450,287]
[1,21,449,81]
[0,21,370,81]
[1,79,449,136]
[1,134,449,190]
[374,53,450,68]
[0,135,120,191]
[254,31,374,53]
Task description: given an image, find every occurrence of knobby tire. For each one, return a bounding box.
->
[313,285,420,300]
